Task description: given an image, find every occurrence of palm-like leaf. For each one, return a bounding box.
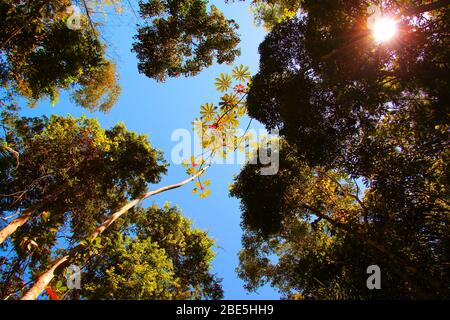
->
[214,73,232,92]
[232,64,251,82]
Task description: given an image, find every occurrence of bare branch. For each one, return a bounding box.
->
[2,144,19,169]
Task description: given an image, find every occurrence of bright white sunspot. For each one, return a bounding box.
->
[372,17,398,43]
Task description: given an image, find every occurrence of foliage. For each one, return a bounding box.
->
[247,0,449,168]
[58,204,223,300]
[72,60,122,112]
[2,0,448,301]
[183,64,252,198]
[250,0,301,30]
[133,0,241,81]
[0,0,121,111]
[232,140,449,299]
[234,0,450,299]
[0,113,167,299]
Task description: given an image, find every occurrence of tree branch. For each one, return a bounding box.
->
[399,0,450,17]
[80,0,97,35]
[20,166,210,300]
[2,145,19,169]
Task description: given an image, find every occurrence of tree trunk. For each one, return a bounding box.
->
[400,0,450,17]
[0,185,67,245]
[20,166,210,300]
[20,256,68,300]
[0,212,32,246]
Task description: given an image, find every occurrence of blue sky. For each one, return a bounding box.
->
[17,1,280,299]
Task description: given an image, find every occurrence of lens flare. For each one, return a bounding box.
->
[372,17,398,43]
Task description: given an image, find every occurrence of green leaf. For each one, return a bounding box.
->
[214,73,232,92]
[94,237,102,248]
[200,103,217,122]
[232,64,251,82]
[219,93,239,110]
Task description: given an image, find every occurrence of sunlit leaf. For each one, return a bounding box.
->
[214,73,232,92]
[232,64,251,82]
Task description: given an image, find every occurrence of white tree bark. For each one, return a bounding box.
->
[20,166,210,300]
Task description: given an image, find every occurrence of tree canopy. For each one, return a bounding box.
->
[133,0,241,81]
[52,204,223,300]
[0,0,121,111]
[232,0,450,299]
[1,0,449,301]
[247,0,449,168]
[231,140,449,299]
[0,111,168,299]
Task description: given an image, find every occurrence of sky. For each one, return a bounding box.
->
[17,1,280,299]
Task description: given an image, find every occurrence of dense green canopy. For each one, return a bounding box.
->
[1,0,449,301]
[0,111,167,299]
[247,0,449,168]
[232,0,449,299]
[231,140,449,299]
[61,204,223,300]
[133,0,241,81]
[0,0,121,111]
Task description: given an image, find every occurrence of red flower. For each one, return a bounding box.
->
[207,123,218,129]
[233,84,246,94]
[45,286,59,300]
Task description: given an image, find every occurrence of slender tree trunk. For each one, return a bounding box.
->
[20,166,210,300]
[20,256,68,300]
[0,185,67,245]
[0,212,32,246]
[80,0,97,34]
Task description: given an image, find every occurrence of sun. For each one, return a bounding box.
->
[372,17,398,43]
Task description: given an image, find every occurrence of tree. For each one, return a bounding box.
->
[231,140,449,299]
[0,113,167,243]
[132,0,241,81]
[247,0,449,168]
[17,164,211,300]
[17,64,253,300]
[0,113,168,299]
[249,0,301,30]
[233,0,449,299]
[0,0,121,111]
[53,204,223,300]
[71,60,121,112]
